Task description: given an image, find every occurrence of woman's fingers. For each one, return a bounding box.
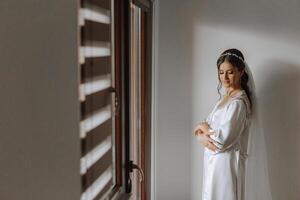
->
[208,137,215,143]
[205,130,215,135]
[193,129,198,136]
[207,137,221,150]
[194,123,203,130]
[200,134,220,151]
[193,128,197,135]
[194,122,208,134]
[197,134,219,151]
[194,128,203,136]
[206,142,219,152]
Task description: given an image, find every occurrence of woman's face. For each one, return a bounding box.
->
[218,61,243,89]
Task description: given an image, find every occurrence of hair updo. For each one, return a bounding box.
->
[216,48,252,109]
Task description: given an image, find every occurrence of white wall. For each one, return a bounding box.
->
[155,1,194,200]
[156,0,300,199]
[0,1,81,199]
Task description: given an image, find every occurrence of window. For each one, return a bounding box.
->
[79,0,120,199]
[78,0,153,199]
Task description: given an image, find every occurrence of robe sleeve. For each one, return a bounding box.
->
[209,99,247,152]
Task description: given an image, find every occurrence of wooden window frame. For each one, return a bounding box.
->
[113,0,153,199]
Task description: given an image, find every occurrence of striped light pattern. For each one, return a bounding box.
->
[79,0,115,199]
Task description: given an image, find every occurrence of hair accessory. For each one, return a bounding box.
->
[219,52,245,63]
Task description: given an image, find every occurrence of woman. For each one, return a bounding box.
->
[194,49,253,200]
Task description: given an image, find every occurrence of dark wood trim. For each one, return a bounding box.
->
[123,0,131,193]
[114,0,122,188]
[113,0,153,199]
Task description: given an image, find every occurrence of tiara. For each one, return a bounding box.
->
[219,52,244,63]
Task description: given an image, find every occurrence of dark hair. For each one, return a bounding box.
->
[216,48,252,109]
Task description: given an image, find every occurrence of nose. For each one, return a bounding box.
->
[224,73,229,80]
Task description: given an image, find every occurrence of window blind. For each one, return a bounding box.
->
[79,0,116,199]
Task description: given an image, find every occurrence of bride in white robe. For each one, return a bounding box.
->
[194,49,254,200]
[202,90,251,200]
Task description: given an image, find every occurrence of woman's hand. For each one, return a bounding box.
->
[193,122,209,136]
[196,132,219,152]
[194,122,219,152]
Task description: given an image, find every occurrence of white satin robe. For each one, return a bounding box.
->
[202,90,252,200]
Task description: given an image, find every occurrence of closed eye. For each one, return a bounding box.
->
[219,70,234,75]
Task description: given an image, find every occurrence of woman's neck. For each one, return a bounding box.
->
[226,87,242,96]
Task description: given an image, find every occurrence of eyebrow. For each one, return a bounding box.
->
[219,69,234,71]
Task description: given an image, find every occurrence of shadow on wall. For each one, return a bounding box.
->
[257,60,300,200]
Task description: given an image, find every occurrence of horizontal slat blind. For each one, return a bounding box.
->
[79,0,115,200]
